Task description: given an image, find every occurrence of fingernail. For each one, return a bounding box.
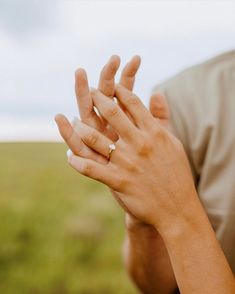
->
[67,149,73,158]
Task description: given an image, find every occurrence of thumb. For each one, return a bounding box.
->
[149,92,170,121]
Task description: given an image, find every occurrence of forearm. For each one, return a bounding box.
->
[159,197,235,294]
[123,215,178,294]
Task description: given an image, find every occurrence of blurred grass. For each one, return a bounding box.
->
[0,143,137,294]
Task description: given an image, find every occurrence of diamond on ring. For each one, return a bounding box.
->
[108,143,116,160]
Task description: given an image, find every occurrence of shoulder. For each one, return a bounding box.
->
[152,50,235,180]
[153,50,235,97]
[152,50,235,138]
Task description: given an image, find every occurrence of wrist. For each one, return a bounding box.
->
[125,213,150,230]
[125,213,160,240]
[154,194,210,244]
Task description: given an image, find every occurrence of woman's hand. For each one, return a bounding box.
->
[56,55,144,215]
[57,81,198,232]
[55,55,170,221]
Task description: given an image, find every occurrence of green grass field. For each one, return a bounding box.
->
[0,143,137,294]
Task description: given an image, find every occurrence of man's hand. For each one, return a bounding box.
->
[74,55,141,142]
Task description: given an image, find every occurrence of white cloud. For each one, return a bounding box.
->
[0,0,60,36]
[63,0,235,38]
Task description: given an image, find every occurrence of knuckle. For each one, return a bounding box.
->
[142,112,152,126]
[104,105,119,118]
[111,169,128,191]
[125,159,138,173]
[153,126,168,141]
[73,143,84,156]
[85,131,99,146]
[126,94,139,106]
[101,82,114,97]
[114,175,128,191]
[151,125,160,136]
[137,138,153,156]
[81,161,92,176]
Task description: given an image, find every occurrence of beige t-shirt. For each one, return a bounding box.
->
[154,50,235,273]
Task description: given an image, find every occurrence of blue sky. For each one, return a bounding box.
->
[1,0,235,141]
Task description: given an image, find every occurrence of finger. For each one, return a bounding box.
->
[55,114,106,164]
[67,151,118,190]
[119,55,141,90]
[90,88,139,141]
[73,118,113,158]
[149,93,170,120]
[98,56,120,141]
[75,68,103,129]
[98,55,121,97]
[73,115,118,148]
[118,55,141,121]
[115,84,155,129]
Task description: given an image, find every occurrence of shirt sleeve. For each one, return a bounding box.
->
[151,56,227,187]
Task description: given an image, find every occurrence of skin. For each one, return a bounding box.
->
[56,56,177,293]
[55,57,235,294]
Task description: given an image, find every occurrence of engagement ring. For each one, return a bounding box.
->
[108,143,116,160]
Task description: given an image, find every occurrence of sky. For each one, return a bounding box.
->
[0,0,235,141]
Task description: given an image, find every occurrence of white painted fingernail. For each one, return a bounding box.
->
[66,149,73,158]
